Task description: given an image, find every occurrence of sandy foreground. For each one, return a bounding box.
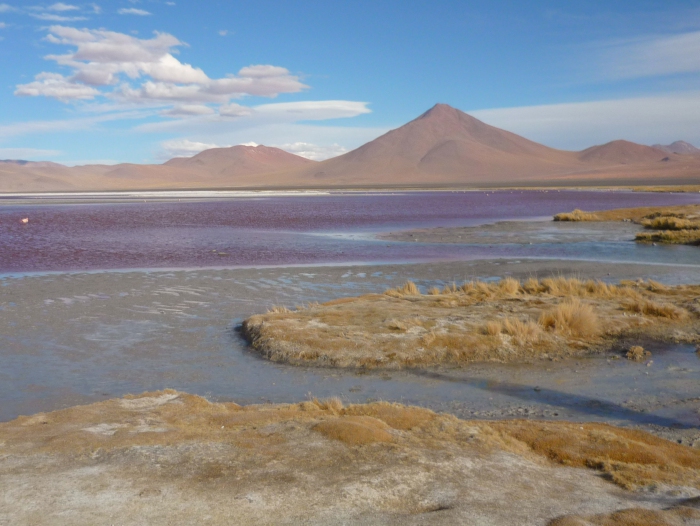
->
[2,390,700,526]
[2,258,700,524]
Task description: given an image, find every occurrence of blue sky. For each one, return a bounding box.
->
[1,0,699,164]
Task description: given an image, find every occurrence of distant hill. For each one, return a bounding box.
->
[164,145,314,176]
[578,140,669,164]
[2,104,699,192]
[652,141,700,155]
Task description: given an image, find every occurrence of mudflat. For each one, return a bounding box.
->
[2,389,700,525]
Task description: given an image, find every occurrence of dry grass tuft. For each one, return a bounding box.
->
[553,204,700,246]
[268,305,291,313]
[502,318,543,344]
[553,209,601,222]
[539,299,600,338]
[483,320,503,337]
[242,277,699,368]
[489,419,700,490]
[626,346,649,361]
[386,281,421,296]
[641,216,699,231]
[635,229,700,245]
[624,299,689,320]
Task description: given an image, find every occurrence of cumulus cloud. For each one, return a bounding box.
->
[471,92,700,150]
[598,31,700,80]
[117,7,150,15]
[162,104,215,117]
[16,26,308,108]
[15,72,100,101]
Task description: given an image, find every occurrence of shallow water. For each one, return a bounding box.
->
[1,191,700,433]
[1,262,699,435]
[2,190,700,272]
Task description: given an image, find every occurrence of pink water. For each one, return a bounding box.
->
[2,190,700,273]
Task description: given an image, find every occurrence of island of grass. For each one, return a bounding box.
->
[242,277,700,369]
[3,390,700,524]
[554,204,700,246]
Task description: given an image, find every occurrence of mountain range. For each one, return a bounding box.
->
[2,104,699,192]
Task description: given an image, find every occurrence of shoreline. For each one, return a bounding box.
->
[1,185,698,204]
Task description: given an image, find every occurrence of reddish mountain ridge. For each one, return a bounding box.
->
[653,141,700,155]
[164,144,314,177]
[1,104,699,192]
[578,140,669,164]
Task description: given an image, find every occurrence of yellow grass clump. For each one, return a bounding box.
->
[242,277,700,369]
[538,299,600,338]
[553,209,601,222]
[553,204,700,246]
[626,346,649,361]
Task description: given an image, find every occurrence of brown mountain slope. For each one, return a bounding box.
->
[0,146,316,192]
[164,145,314,175]
[578,140,670,164]
[275,103,581,186]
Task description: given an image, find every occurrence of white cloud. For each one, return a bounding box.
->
[0,147,62,159]
[137,100,372,133]
[598,31,700,80]
[219,102,253,117]
[470,92,700,150]
[162,104,215,117]
[254,100,371,121]
[0,4,17,13]
[90,3,101,14]
[48,3,78,11]
[117,8,151,15]
[159,138,223,159]
[0,108,157,139]
[278,142,348,160]
[17,26,307,106]
[218,30,228,36]
[0,22,6,28]
[29,12,86,21]
[15,72,100,101]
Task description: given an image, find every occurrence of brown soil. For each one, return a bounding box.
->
[2,391,700,524]
[242,277,700,369]
[548,503,700,525]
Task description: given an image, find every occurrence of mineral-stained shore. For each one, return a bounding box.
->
[242,277,700,369]
[2,390,700,525]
